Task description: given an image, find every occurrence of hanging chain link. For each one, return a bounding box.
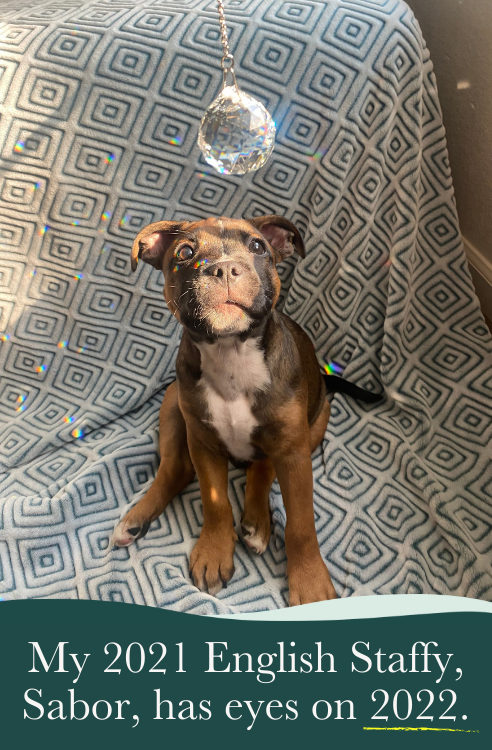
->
[217,0,230,57]
[216,0,235,74]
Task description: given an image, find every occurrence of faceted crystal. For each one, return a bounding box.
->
[198,85,275,174]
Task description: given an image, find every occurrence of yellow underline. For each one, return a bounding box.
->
[363,727,479,733]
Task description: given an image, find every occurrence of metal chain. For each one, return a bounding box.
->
[217,0,230,57]
[216,0,235,74]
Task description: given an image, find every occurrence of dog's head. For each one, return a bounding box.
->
[131,215,305,338]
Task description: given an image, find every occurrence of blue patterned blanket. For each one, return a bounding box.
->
[1,0,492,612]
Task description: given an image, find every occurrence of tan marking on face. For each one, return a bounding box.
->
[163,281,181,322]
[154,217,284,335]
[271,272,281,308]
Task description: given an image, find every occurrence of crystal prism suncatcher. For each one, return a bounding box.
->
[198,85,276,175]
[196,0,276,175]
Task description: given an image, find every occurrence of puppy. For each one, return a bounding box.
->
[113,215,378,605]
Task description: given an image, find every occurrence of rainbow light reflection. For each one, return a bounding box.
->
[324,361,345,376]
[307,149,328,162]
[194,259,208,269]
[16,394,27,413]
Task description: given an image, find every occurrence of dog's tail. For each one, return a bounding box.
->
[322,373,383,404]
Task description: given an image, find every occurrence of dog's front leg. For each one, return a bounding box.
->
[272,433,337,606]
[113,381,195,547]
[187,432,238,596]
[241,458,276,554]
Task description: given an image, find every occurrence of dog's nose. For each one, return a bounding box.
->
[205,261,244,282]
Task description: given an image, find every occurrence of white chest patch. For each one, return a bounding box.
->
[197,337,270,461]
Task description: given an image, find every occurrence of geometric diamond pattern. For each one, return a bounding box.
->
[1,0,492,612]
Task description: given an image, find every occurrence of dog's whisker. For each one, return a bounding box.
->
[164,298,179,319]
[206,310,220,336]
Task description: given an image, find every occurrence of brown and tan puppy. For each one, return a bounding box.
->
[113,215,376,605]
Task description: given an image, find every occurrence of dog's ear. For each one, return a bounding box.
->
[131,221,186,272]
[246,215,305,261]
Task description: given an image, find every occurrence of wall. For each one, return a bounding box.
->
[406,0,492,318]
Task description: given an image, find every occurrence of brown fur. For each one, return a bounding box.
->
[114,215,337,606]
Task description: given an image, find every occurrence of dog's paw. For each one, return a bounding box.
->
[240,518,271,555]
[190,526,237,596]
[288,556,337,606]
[112,517,150,548]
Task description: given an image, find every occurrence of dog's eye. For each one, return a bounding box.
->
[249,239,266,255]
[177,245,194,261]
